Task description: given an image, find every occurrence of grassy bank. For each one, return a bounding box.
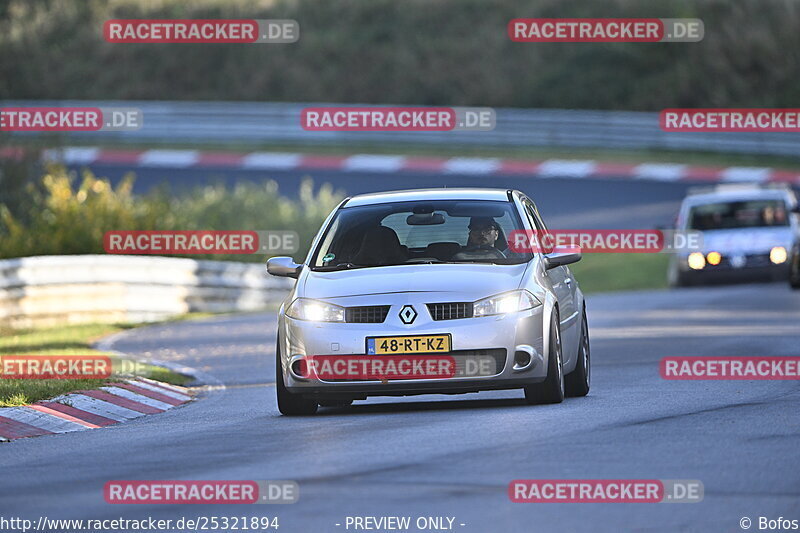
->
[570,253,670,294]
[0,322,191,407]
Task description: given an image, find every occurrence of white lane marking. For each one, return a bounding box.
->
[101,387,173,411]
[241,152,301,169]
[632,163,687,181]
[0,407,88,434]
[343,155,405,173]
[720,167,770,183]
[42,147,100,164]
[537,160,597,178]
[50,394,144,421]
[127,380,191,402]
[138,150,199,168]
[443,158,501,174]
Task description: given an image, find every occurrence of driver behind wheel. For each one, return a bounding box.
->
[453,216,507,260]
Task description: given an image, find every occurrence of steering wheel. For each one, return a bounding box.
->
[462,245,507,259]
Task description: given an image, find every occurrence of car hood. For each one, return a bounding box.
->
[698,227,794,254]
[299,263,529,301]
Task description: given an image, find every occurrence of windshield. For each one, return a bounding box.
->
[310,199,533,269]
[687,199,790,231]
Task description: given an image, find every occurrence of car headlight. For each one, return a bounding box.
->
[286,298,345,322]
[706,251,722,266]
[687,252,706,270]
[473,290,541,317]
[770,246,788,264]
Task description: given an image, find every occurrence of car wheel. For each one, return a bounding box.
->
[276,341,318,416]
[790,247,800,290]
[565,305,590,397]
[524,308,565,405]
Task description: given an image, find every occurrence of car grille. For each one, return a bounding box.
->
[321,348,507,382]
[427,302,473,321]
[345,305,390,323]
[450,348,506,375]
[715,253,772,269]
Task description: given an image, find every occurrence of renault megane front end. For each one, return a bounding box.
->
[267,188,590,415]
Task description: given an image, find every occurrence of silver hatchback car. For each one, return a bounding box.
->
[267,188,590,415]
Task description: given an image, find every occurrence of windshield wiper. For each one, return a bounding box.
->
[314,262,367,271]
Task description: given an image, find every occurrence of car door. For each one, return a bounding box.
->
[521,198,579,362]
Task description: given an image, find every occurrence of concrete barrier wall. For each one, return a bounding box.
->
[0,255,294,328]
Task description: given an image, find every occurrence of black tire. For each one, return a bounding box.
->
[524,308,565,405]
[276,341,318,416]
[565,305,590,397]
[790,247,800,290]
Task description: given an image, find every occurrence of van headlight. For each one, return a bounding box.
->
[770,246,788,265]
[473,290,541,317]
[286,298,345,322]
[687,252,706,270]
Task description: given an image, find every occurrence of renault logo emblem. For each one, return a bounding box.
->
[399,305,417,324]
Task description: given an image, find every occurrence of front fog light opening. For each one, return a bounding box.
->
[513,346,535,371]
[770,246,787,265]
[289,357,311,379]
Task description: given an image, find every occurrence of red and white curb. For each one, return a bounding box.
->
[3,146,798,184]
[0,377,192,441]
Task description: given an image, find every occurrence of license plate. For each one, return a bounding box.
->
[366,334,451,355]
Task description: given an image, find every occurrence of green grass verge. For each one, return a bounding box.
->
[0,322,192,407]
[570,253,669,294]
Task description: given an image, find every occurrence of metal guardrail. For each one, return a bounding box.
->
[3,100,800,157]
[0,255,292,328]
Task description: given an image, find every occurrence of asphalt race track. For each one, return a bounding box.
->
[2,283,799,532]
[69,163,690,229]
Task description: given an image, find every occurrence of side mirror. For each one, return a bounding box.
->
[267,257,302,278]
[544,251,582,269]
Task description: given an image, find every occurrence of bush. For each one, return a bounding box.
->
[1,0,799,109]
[0,164,344,261]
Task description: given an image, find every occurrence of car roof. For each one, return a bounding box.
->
[683,189,791,206]
[343,188,512,207]
[681,184,795,207]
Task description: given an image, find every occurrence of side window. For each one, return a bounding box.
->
[522,199,553,255]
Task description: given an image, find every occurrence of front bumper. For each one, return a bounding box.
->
[678,261,789,284]
[279,304,547,399]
